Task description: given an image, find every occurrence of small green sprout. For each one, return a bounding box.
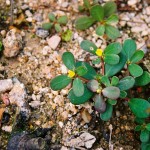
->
[42,13,68,33]
[75,1,120,39]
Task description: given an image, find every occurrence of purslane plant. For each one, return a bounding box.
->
[42,13,68,33]
[50,38,150,122]
[75,1,120,39]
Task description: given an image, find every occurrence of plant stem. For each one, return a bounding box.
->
[78,76,89,83]
[101,57,105,75]
[10,0,14,25]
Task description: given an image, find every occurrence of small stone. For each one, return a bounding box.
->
[116,111,121,117]
[0,79,13,93]
[47,35,61,50]
[9,78,30,119]
[33,13,43,22]
[3,29,23,57]
[58,121,64,128]
[128,0,137,6]
[62,2,69,8]
[146,6,150,15]
[36,28,49,38]
[80,132,96,148]
[29,100,41,108]
[25,10,32,17]
[1,30,6,37]
[61,65,68,74]
[61,146,68,150]
[2,125,12,132]
[26,17,33,22]
[6,0,10,6]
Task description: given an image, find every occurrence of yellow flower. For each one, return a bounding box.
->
[68,70,75,78]
[96,49,103,57]
[96,89,101,93]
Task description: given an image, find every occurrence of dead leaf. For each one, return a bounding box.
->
[81,108,92,123]
[14,13,25,25]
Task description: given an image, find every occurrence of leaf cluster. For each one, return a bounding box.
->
[75,1,120,39]
[130,98,150,150]
[50,38,150,122]
[42,13,68,33]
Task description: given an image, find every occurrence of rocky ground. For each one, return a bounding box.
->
[0,0,150,150]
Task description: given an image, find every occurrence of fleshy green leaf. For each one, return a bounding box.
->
[50,75,72,91]
[111,76,119,86]
[101,76,110,86]
[107,99,117,105]
[102,86,120,99]
[104,42,122,55]
[103,1,117,17]
[117,76,135,91]
[78,5,85,12]
[104,54,120,65]
[75,16,95,30]
[120,91,127,98]
[105,52,127,77]
[96,25,105,36]
[80,40,97,54]
[92,58,101,64]
[130,50,144,63]
[123,39,137,60]
[76,66,87,76]
[76,61,97,79]
[61,30,73,42]
[146,123,150,131]
[140,130,149,143]
[106,14,119,24]
[135,71,150,86]
[62,52,75,70]
[135,125,142,131]
[87,79,99,92]
[48,13,56,21]
[100,103,113,121]
[141,143,150,150]
[83,0,90,9]
[105,25,121,40]
[93,94,106,113]
[42,23,53,30]
[57,15,68,25]
[54,24,62,32]
[128,64,143,77]
[68,85,93,105]
[128,98,150,118]
[135,117,145,124]
[90,5,104,21]
[73,78,84,97]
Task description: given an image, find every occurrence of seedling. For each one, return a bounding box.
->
[50,38,150,122]
[78,0,98,12]
[134,116,150,150]
[75,1,120,39]
[42,13,68,33]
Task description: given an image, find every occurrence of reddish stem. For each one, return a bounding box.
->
[101,57,105,75]
[78,76,89,83]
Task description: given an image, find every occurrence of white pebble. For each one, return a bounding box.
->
[47,35,61,50]
[59,121,64,128]
[6,0,10,6]
[2,126,12,132]
[146,6,150,15]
